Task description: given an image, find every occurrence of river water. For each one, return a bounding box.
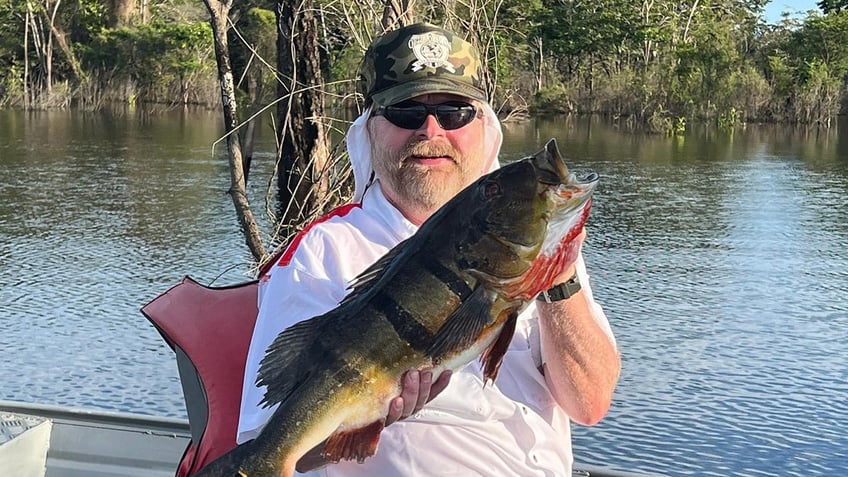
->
[1,109,846,475]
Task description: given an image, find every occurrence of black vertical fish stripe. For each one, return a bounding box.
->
[419,256,473,300]
[370,290,435,352]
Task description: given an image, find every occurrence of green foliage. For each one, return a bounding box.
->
[726,64,771,121]
[786,11,848,80]
[0,2,24,62]
[532,85,578,114]
[0,61,24,107]
[82,21,214,103]
[0,0,846,124]
[794,59,843,124]
[72,0,109,42]
[533,0,644,67]
[817,0,848,14]
[86,22,211,78]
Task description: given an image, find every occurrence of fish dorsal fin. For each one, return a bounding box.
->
[426,286,497,360]
[341,194,462,307]
[256,314,328,407]
[481,311,519,383]
[338,236,414,307]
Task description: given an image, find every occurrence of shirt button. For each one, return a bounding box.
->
[531,452,539,463]
[520,405,529,415]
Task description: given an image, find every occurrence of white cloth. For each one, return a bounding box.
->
[238,105,615,476]
[347,103,504,202]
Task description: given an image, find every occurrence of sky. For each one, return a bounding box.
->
[763,0,821,23]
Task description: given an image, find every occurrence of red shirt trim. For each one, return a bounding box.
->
[258,203,362,278]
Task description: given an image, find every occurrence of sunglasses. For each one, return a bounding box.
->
[373,101,480,130]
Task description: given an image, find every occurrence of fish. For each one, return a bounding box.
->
[194,138,599,477]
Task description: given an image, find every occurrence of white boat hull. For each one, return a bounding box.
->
[1,400,189,477]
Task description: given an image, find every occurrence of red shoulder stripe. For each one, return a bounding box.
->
[258,203,362,278]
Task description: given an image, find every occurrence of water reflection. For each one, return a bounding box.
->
[1,110,846,476]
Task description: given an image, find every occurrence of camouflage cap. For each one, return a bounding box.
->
[361,23,487,106]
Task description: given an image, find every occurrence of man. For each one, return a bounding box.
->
[238,22,620,476]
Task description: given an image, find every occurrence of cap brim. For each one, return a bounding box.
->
[371,77,487,106]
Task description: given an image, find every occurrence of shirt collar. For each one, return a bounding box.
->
[361,181,419,241]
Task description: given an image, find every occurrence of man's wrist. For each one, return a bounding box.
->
[536,273,581,303]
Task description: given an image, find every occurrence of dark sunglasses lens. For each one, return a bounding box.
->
[435,105,476,130]
[381,103,477,130]
[384,106,428,129]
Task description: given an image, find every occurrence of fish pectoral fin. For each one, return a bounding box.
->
[322,419,385,464]
[426,286,495,360]
[481,311,519,384]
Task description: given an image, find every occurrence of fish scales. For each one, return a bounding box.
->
[194,138,599,477]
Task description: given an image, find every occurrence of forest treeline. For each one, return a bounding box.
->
[2,0,847,130]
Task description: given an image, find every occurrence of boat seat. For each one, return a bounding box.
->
[142,276,259,477]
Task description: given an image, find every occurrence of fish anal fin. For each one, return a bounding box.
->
[322,419,386,464]
[426,286,495,359]
[481,311,519,384]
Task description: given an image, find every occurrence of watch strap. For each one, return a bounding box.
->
[537,273,581,303]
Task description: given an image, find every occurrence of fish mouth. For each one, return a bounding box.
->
[554,171,599,200]
[533,139,571,185]
[534,138,599,257]
[531,138,599,201]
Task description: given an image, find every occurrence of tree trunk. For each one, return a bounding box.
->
[241,71,263,184]
[108,0,137,28]
[24,7,31,108]
[45,7,83,82]
[140,0,151,24]
[203,0,267,262]
[382,0,416,31]
[274,0,330,239]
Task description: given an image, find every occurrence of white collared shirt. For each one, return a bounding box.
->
[238,182,614,476]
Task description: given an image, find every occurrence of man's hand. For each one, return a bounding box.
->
[296,368,452,472]
[386,368,452,425]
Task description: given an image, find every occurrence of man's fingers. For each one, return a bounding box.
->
[386,369,454,427]
[413,369,433,412]
[401,370,420,417]
[428,370,452,400]
[385,397,404,426]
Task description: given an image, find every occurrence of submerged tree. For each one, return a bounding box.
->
[201,0,267,260]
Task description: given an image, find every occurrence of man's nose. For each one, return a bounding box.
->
[415,113,445,138]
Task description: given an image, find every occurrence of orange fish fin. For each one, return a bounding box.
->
[481,311,519,384]
[322,419,385,464]
[426,286,496,360]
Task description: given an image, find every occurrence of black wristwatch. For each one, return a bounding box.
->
[536,273,581,303]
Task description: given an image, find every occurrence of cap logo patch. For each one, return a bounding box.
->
[408,32,456,73]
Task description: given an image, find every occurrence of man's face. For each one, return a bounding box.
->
[367,93,487,224]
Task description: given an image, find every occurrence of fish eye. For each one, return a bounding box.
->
[483,181,501,199]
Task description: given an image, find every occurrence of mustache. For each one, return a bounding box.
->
[401,141,459,162]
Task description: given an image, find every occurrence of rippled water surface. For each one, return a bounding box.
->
[1,110,846,475]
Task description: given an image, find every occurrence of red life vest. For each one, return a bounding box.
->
[142,276,258,476]
[142,203,361,476]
